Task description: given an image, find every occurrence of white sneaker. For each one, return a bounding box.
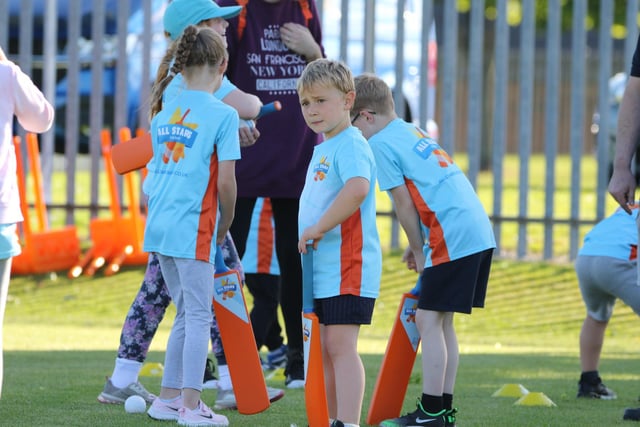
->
[178,400,228,427]
[214,386,285,410]
[147,396,183,421]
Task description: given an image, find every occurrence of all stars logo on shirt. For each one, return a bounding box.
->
[313,155,330,181]
[157,107,199,164]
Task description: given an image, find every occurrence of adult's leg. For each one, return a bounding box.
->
[244,273,281,350]
[264,310,285,351]
[270,198,304,383]
[229,197,257,259]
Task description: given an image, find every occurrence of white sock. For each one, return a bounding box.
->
[217,364,232,390]
[110,358,142,389]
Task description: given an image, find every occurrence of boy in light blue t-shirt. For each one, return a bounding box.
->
[352,73,496,427]
[297,59,381,427]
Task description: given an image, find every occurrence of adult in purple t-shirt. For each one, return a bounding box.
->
[218,0,324,388]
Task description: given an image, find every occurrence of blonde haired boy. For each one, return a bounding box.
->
[296,60,382,427]
[352,73,495,427]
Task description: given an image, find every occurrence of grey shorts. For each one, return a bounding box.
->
[575,255,640,321]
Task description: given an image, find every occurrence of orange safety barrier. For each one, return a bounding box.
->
[12,134,81,275]
[68,129,147,278]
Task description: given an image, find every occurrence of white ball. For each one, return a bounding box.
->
[124,395,147,413]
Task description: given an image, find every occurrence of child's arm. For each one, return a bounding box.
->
[298,177,370,253]
[216,160,237,245]
[10,63,54,133]
[221,89,262,147]
[221,89,262,120]
[389,184,426,272]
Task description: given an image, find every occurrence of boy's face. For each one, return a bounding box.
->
[298,83,355,139]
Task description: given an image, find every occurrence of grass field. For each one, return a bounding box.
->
[4,151,635,425]
[2,252,640,426]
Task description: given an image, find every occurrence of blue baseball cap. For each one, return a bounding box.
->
[164,0,242,41]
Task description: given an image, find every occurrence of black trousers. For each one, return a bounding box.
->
[244,273,284,351]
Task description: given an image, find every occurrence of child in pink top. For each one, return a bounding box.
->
[0,45,54,399]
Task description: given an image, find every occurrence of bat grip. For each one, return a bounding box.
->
[302,245,314,311]
[255,101,282,119]
[214,245,229,274]
[409,276,421,296]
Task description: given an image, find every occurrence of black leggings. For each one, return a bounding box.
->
[230,197,303,363]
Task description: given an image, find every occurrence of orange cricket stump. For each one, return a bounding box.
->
[71,129,147,277]
[105,244,134,276]
[68,247,94,278]
[12,134,81,275]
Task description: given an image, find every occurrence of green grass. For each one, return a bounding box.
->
[2,253,639,426]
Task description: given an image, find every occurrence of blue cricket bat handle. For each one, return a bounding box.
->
[255,101,282,119]
[214,245,229,274]
[302,246,314,313]
[409,276,421,296]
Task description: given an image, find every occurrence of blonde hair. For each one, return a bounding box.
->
[297,58,355,95]
[149,26,228,119]
[353,73,395,116]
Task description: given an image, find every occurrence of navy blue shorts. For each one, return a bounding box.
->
[418,248,493,314]
[314,294,376,325]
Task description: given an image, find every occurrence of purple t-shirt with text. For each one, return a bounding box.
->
[219,0,324,198]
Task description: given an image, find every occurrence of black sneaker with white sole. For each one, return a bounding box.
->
[577,379,617,400]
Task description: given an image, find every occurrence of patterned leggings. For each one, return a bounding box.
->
[116,233,244,365]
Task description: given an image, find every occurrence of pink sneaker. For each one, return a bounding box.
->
[178,401,229,427]
[147,396,183,421]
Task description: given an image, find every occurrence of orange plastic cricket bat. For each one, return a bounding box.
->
[366,292,421,425]
[301,248,329,427]
[110,101,282,175]
[212,246,270,415]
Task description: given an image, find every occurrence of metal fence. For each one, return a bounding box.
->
[2,0,638,261]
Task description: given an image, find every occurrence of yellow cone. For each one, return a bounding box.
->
[514,392,556,407]
[492,383,529,398]
[139,362,164,377]
[265,367,286,381]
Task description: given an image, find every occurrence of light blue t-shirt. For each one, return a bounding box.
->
[143,89,240,264]
[298,126,381,299]
[163,73,236,105]
[241,197,280,275]
[368,118,496,268]
[579,206,639,260]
